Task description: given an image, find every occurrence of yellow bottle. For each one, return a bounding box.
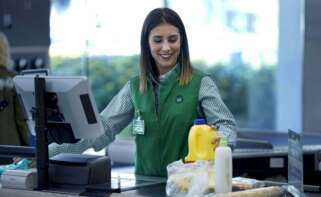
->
[185,119,218,162]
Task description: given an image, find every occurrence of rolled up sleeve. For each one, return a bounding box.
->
[49,81,135,157]
[199,76,237,147]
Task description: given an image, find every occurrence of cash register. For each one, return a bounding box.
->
[11,75,165,193]
[13,75,107,189]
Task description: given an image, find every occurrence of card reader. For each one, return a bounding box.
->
[49,153,111,186]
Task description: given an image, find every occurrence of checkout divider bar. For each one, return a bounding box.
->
[0,145,35,158]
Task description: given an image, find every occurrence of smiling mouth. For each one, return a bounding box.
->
[160,54,171,59]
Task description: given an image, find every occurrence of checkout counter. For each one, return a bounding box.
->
[0,145,167,197]
[1,131,321,196]
[1,170,321,197]
[0,166,167,197]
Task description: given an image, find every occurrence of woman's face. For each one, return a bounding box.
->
[148,23,181,75]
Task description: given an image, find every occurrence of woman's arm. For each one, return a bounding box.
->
[49,81,135,157]
[199,76,237,148]
[92,81,135,151]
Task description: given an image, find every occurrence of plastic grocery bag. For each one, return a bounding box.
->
[0,158,31,176]
[166,160,215,197]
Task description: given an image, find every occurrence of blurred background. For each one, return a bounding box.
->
[1,0,320,142]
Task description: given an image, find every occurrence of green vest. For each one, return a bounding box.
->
[130,67,204,177]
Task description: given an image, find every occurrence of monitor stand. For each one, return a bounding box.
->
[34,76,49,190]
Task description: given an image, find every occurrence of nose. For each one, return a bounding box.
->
[161,41,170,51]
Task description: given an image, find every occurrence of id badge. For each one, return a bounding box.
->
[133,110,145,135]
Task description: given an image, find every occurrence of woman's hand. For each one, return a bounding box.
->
[211,135,221,149]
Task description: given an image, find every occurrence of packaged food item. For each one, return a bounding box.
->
[232,177,265,190]
[166,160,215,197]
[212,186,285,197]
[185,118,218,162]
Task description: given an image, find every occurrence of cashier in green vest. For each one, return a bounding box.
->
[49,7,237,177]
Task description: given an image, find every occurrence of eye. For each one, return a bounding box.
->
[168,35,179,43]
[152,36,162,43]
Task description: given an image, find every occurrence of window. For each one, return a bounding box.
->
[168,0,278,129]
[50,0,278,130]
[50,0,162,111]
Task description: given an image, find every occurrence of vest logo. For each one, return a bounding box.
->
[175,95,183,104]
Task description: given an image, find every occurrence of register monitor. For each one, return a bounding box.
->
[13,75,104,141]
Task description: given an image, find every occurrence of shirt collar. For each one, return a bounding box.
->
[159,64,179,82]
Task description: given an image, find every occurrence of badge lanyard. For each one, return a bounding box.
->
[132,110,145,135]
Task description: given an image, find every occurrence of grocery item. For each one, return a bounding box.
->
[232,177,265,190]
[213,186,285,197]
[185,118,218,162]
[214,137,232,194]
[166,160,215,197]
[166,158,277,197]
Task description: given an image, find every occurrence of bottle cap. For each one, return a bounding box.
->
[193,118,206,125]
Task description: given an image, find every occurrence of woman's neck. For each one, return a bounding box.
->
[159,64,177,77]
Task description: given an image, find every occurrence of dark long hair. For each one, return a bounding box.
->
[139,7,193,92]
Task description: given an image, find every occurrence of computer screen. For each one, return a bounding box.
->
[13,75,104,141]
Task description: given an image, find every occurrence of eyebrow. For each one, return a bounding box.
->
[168,34,179,38]
[151,33,179,38]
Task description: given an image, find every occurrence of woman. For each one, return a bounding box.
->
[49,7,237,177]
[0,32,29,149]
